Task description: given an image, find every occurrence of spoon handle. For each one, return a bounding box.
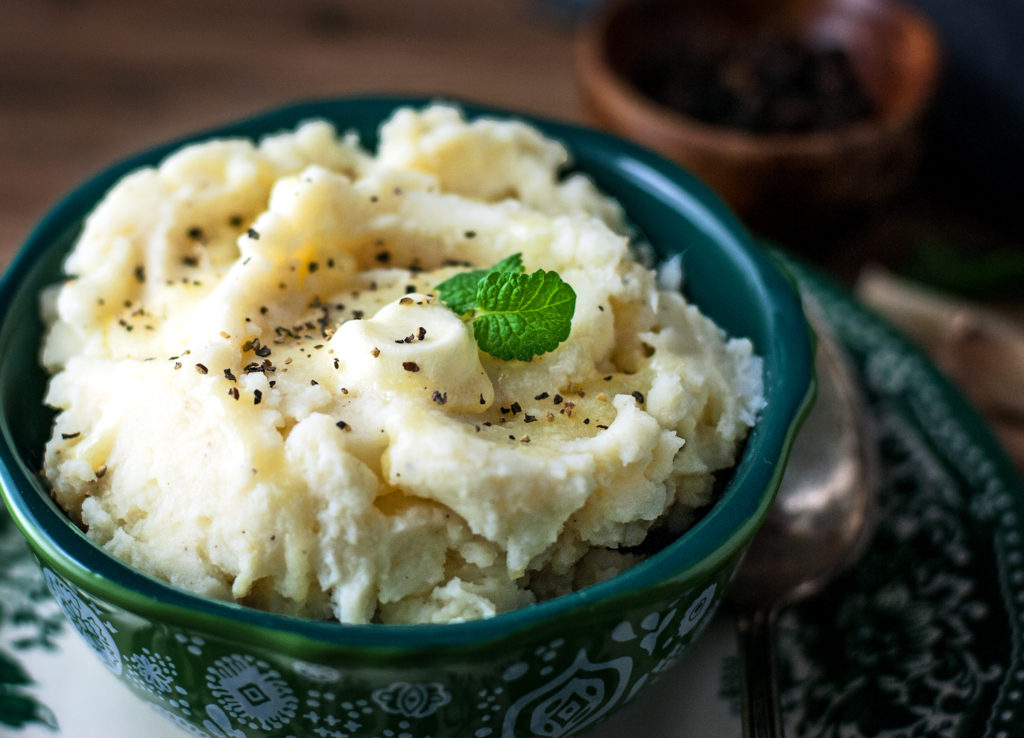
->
[736,607,784,738]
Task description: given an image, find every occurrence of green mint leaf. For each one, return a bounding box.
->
[435,253,574,361]
[434,271,484,314]
[473,269,576,361]
[434,252,524,315]
[487,252,525,277]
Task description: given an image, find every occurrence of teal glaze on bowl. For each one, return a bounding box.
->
[0,97,814,737]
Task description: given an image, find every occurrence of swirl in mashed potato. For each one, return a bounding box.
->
[41,105,763,624]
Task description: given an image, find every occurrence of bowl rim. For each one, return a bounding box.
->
[575,0,942,157]
[0,95,814,652]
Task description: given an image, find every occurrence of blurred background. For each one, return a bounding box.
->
[1,0,1022,466]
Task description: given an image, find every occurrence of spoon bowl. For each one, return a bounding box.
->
[733,304,877,608]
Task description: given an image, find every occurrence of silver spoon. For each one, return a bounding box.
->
[728,300,878,738]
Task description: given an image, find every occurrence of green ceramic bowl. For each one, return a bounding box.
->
[0,97,813,737]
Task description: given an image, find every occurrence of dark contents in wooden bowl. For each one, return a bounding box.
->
[634,33,877,134]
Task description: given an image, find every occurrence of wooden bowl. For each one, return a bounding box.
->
[576,0,941,234]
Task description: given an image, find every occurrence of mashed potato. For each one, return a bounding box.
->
[41,105,763,624]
